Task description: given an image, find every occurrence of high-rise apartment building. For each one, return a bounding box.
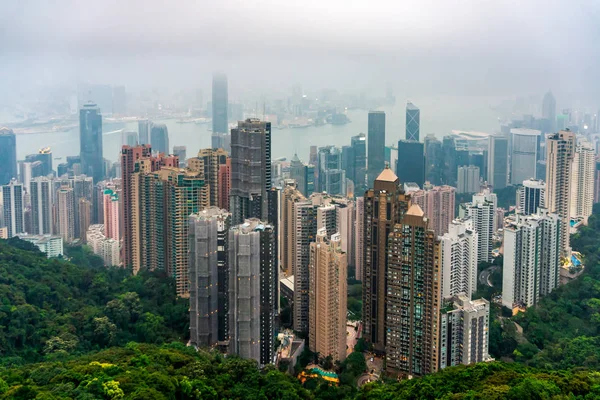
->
[386,204,440,376]
[316,146,346,196]
[197,148,228,207]
[594,159,600,204]
[510,128,541,185]
[86,224,120,266]
[218,158,231,211]
[502,209,560,309]
[397,140,425,187]
[2,179,24,237]
[354,197,364,281]
[309,230,348,363]
[67,175,94,239]
[80,103,103,184]
[0,128,18,185]
[440,218,478,298]
[517,179,545,215]
[103,189,120,241]
[439,294,490,369]
[487,135,508,190]
[457,165,481,194]
[78,198,92,244]
[459,190,497,263]
[546,130,576,256]
[570,139,595,222]
[150,123,169,155]
[362,168,410,352]
[281,183,305,276]
[367,111,386,186]
[411,185,456,237]
[406,102,420,142]
[30,177,54,235]
[189,208,231,348]
[542,91,556,132]
[228,219,277,367]
[56,187,75,243]
[290,154,315,197]
[212,73,229,134]
[230,119,272,225]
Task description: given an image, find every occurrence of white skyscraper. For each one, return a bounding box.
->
[502,209,560,309]
[30,177,55,235]
[2,179,24,237]
[459,190,497,263]
[570,139,595,223]
[440,218,478,298]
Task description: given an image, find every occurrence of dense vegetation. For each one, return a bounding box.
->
[0,238,188,365]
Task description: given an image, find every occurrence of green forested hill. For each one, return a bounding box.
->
[0,238,188,364]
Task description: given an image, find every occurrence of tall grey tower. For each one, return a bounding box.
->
[230,119,272,225]
[406,102,420,142]
[79,103,103,183]
[212,73,228,134]
[542,91,556,132]
[367,111,386,185]
[0,128,17,185]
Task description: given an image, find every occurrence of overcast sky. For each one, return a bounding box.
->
[2,0,600,101]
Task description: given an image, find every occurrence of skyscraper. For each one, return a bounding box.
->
[457,165,481,194]
[406,102,420,142]
[546,130,576,256]
[281,183,305,276]
[218,158,231,211]
[362,167,410,352]
[150,123,169,155]
[309,230,348,363]
[459,190,497,263]
[385,204,440,376]
[25,147,53,178]
[30,177,54,235]
[440,218,478,298]
[424,135,443,185]
[411,185,456,237]
[197,148,228,207]
[173,146,187,167]
[396,140,425,187]
[56,186,75,243]
[316,146,346,196]
[138,120,151,145]
[79,103,103,183]
[350,133,367,192]
[542,91,556,132]
[517,179,545,215]
[570,139,594,222]
[230,119,272,225]
[103,189,120,241]
[502,209,560,309]
[2,179,24,237]
[78,198,92,244]
[487,135,508,190]
[212,73,228,134]
[0,128,17,186]
[228,219,276,366]
[354,196,364,281]
[189,208,231,348]
[367,111,386,185]
[510,128,541,185]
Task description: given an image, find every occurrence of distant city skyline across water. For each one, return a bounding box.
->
[15,95,502,165]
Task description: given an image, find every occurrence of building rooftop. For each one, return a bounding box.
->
[375,167,398,183]
[509,128,542,136]
[406,101,419,111]
[406,203,425,217]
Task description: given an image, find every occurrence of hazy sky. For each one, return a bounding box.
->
[2,0,600,100]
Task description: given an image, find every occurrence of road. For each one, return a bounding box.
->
[357,353,383,387]
[479,266,500,287]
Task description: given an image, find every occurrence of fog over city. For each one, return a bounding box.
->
[3,0,600,101]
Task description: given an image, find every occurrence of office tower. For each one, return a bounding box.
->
[363,168,410,352]
[517,179,545,215]
[425,135,443,185]
[396,140,425,187]
[68,175,94,239]
[230,119,271,225]
[212,73,228,134]
[439,294,490,369]
[103,189,120,241]
[354,197,364,281]
[173,146,187,167]
[367,111,386,185]
[406,102,420,142]
[386,204,440,376]
[502,209,560,309]
[189,208,231,348]
[25,148,53,178]
[595,159,600,204]
[411,185,455,236]
[510,128,541,185]
[440,218,478,298]
[79,198,92,243]
[138,120,151,145]
[542,91,556,132]
[228,219,276,367]
[0,128,17,185]
[290,154,315,197]
[121,145,153,268]
[197,148,228,207]
[30,177,54,235]
[442,136,458,186]
[218,158,231,211]
[122,131,138,147]
[487,135,508,190]
[546,130,577,256]
[316,146,346,196]
[350,133,367,192]
[150,123,169,155]
[309,230,348,363]
[570,139,595,222]
[457,165,481,194]
[80,103,104,184]
[309,146,318,166]
[459,190,496,263]
[57,187,75,243]
[2,180,24,237]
